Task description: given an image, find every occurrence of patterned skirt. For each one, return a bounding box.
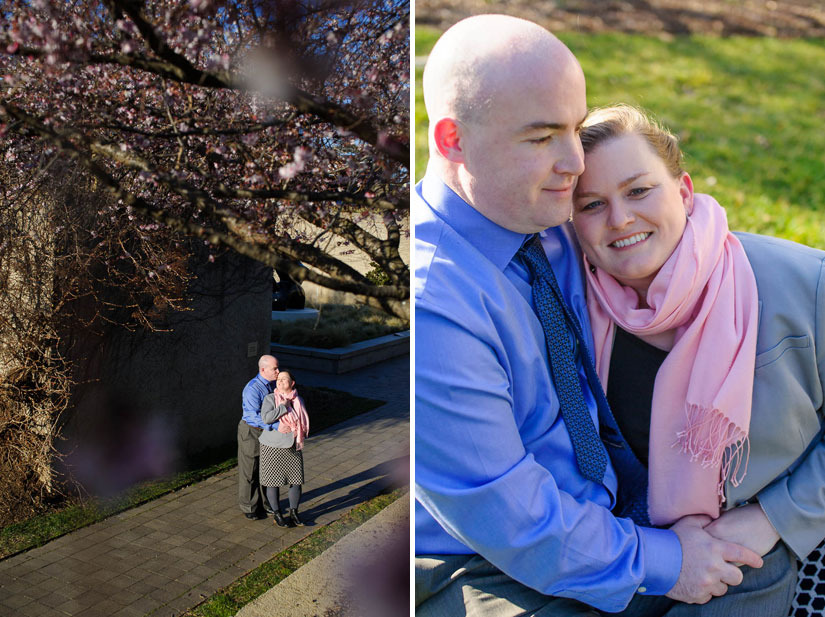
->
[259,443,304,486]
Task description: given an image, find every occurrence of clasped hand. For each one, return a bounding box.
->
[703,503,781,560]
[665,511,766,605]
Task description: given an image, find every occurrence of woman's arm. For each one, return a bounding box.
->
[260,394,290,425]
[702,503,780,557]
[751,255,825,560]
[708,250,825,561]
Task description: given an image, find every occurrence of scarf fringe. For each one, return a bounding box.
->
[672,403,750,504]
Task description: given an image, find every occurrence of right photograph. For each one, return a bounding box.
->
[413,3,825,616]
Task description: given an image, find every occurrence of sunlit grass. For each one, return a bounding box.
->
[415,28,825,248]
[272,303,409,349]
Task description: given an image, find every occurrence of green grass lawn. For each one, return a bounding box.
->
[415,26,825,248]
[0,385,385,560]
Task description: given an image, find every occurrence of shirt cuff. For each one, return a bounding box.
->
[635,526,682,596]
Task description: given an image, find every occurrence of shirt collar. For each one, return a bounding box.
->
[255,374,273,389]
[421,173,529,271]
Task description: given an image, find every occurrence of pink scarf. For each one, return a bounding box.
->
[585,193,759,525]
[273,389,310,450]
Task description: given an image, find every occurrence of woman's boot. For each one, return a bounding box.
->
[273,511,288,527]
[288,508,304,527]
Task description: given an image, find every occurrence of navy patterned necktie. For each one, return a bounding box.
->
[519,234,608,484]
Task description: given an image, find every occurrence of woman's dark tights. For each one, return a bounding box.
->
[264,485,302,512]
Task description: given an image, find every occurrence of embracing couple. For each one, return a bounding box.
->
[414,14,825,617]
[238,355,310,527]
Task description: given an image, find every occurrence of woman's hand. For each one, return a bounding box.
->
[703,503,780,559]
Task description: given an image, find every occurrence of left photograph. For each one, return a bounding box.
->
[0,1,409,615]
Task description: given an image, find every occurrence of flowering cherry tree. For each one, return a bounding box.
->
[0,0,408,522]
[1,0,410,315]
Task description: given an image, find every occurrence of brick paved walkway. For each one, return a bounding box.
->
[0,355,409,617]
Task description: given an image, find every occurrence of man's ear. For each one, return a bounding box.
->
[680,172,695,215]
[433,118,465,163]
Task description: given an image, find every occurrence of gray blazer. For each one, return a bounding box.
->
[723,232,825,559]
[258,394,294,448]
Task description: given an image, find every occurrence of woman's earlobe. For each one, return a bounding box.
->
[684,192,694,217]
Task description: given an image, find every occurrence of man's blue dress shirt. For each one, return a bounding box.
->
[241,374,278,430]
[414,173,682,612]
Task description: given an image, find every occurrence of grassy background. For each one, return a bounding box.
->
[415,27,825,248]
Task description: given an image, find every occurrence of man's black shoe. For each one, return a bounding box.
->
[245,511,265,520]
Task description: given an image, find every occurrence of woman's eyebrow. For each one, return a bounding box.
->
[618,172,649,188]
[575,172,649,198]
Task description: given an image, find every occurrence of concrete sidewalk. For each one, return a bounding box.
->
[0,355,409,617]
[236,492,410,617]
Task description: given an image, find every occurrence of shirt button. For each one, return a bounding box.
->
[638,586,647,594]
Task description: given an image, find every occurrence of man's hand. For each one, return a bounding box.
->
[665,514,764,605]
[703,503,780,559]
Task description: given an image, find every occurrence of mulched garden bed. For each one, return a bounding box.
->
[416,0,825,38]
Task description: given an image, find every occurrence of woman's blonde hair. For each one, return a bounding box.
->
[580,104,684,178]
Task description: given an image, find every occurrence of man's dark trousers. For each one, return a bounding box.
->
[238,420,264,514]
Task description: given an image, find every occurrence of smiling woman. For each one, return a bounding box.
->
[573,103,825,616]
[573,106,694,301]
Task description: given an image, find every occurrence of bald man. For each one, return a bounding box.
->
[238,354,280,519]
[414,15,764,616]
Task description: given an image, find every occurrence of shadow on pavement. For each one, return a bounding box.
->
[300,455,409,523]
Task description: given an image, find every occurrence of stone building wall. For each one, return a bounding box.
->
[298,213,410,307]
[58,251,273,492]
